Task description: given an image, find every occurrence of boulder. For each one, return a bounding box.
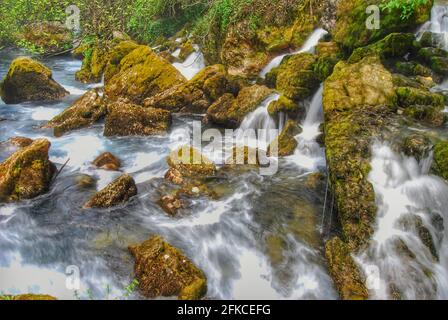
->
[0,139,55,202]
[314,41,342,81]
[206,85,273,128]
[105,45,186,104]
[266,53,320,101]
[0,57,68,104]
[104,40,139,82]
[104,100,171,136]
[92,152,121,171]
[268,120,302,157]
[8,136,33,148]
[396,87,445,108]
[267,95,305,118]
[432,141,448,181]
[75,42,110,83]
[83,174,137,209]
[144,65,239,113]
[44,89,106,137]
[159,195,184,216]
[167,146,216,179]
[129,236,207,300]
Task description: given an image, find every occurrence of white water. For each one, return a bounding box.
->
[356,142,448,299]
[172,45,206,80]
[417,3,448,50]
[259,28,328,78]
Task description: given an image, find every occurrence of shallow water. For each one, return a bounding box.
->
[0,49,336,299]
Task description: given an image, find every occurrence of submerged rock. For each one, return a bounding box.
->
[44,89,106,137]
[83,174,137,209]
[159,195,184,216]
[433,140,448,181]
[0,139,55,202]
[144,64,238,113]
[0,57,68,104]
[105,45,186,104]
[325,237,368,300]
[93,152,121,171]
[129,236,207,300]
[167,146,216,179]
[104,100,171,136]
[206,85,273,128]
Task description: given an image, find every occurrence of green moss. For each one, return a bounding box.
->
[0,294,57,300]
[104,40,139,82]
[267,95,303,117]
[396,87,445,108]
[432,141,448,181]
[403,105,446,127]
[268,119,301,157]
[395,61,432,77]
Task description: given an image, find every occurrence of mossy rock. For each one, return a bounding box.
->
[83,174,137,209]
[332,0,432,54]
[429,56,448,76]
[104,40,139,82]
[314,41,342,81]
[104,100,172,136]
[395,61,432,77]
[417,47,448,64]
[105,45,186,104]
[0,57,68,104]
[0,294,57,300]
[401,134,433,161]
[44,89,106,137]
[93,152,121,171]
[325,237,368,300]
[225,146,261,167]
[267,95,304,117]
[266,53,319,101]
[348,33,417,63]
[432,140,448,181]
[144,64,239,113]
[167,146,216,178]
[8,136,33,148]
[0,139,55,202]
[129,235,207,300]
[21,22,73,54]
[268,120,301,157]
[403,105,446,127]
[75,42,110,84]
[396,87,445,108]
[207,85,273,128]
[179,42,195,61]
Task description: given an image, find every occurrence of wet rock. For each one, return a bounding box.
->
[179,42,195,61]
[417,47,448,76]
[76,41,110,84]
[20,22,73,54]
[128,235,207,300]
[104,100,171,136]
[325,237,368,300]
[104,40,139,82]
[83,174,137,209]
[0,57,68,104]
[164,168,184,185]
[401,134,433,161]
[44,89,106,137]
[266,53,319,101]
[304,172,326,190]
[207,85,273,128]
[268,120,302,157]
[105,45,186,104]
[144,65,238,114]
[93,152,121,171]
[167,146,216,179]
[0,139,55,202]
[159,195,184,216]
[0,294,57,300]
[403,105,446,127]
[76,174,96,189]
[432,140,448,181]
[396,87,445,108]
[331,0,431,53]
[8,136,33,148]
[395,61,432,78]
[267,95,304,118]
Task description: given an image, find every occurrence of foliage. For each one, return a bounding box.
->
[381,0,431,20]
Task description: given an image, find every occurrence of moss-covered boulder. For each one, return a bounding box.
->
[105,45,186,104]
[21,22,73,54]
[0,57,68,104]
[129,236,207,300]
[332,0,432,54]
[401,134,433,161]
[0,294,57,300]
[268,120,301,157]
[75,42,110,84]
[44,89,106,137]
[266,53,319,101]
[396,86,445,108]
[403,105,446,127]
[325,237,368,300]
[83,174,137,209]
[395,61,432,77]
[207,85,273,128]
[167,146,216,179]
[144,65,239,113]
[93,152,121,171]
[417,47,448,76]
[104,40,139,82]
[0,139,55,202]
[314,41,342,81]
[432,141,448,181]
[267,95,304,118]
[179,42,195,61]
[104,100,171,137]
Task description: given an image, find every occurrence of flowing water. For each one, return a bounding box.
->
[0,49,336,300]
[417,2,448,50]
[172,45,206,80]
[259,28,328,78]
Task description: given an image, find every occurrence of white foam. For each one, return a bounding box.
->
[31,107,61,121]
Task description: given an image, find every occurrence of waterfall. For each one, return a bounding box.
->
[172,45,206,80]
[259,28,328,78]
[417,2,448,51]
[356,142,448,299]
